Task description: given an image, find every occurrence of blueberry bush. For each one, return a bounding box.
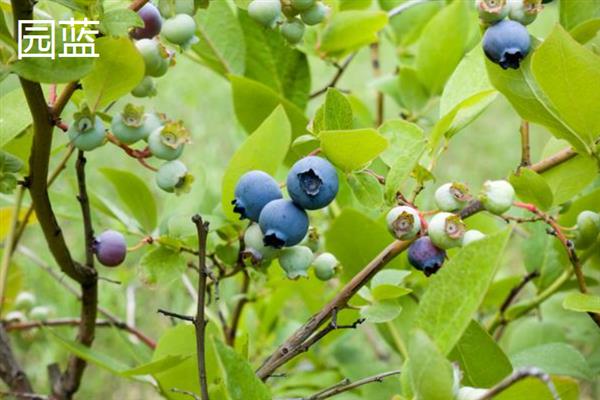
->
[1,0,600,399]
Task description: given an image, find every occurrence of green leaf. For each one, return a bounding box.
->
[385,0,443,46]
[415,0,472,94]
[570,18,600,44]
[121,355,191,377]
[229,75,309,139]
[0,150,23,173]
[449,320,513,388]
[313,88,353,135]
[320,129,388,172]
[319,11,388,58]
[221,106,291,220]
[558,186,600,226]
[325,209,403,278]
[495,376,580,400]
[193,0,245,76]
[531,25,600,154]
[99,168,157,233]
[509,169,553,211]
[408,329,455,400]
[213,339,271,399]
[347,172,384,208]
[379,119,425,203]
[371,269,411,287]
[415,229,511,354]
[560,0,600,30]
[361,300,401,323]
[140,246,187,285]
[239,11,310,109]
[511,343,594,381]
[81,37,145,110]
[397,67,429,112]
[371,285,411,301]
[0,89,31,147]
[99,9,143,37]
[562,292,600,313]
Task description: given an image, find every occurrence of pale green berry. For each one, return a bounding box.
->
[301,2,328,25]
[281,18,305,44]
[434,182,470,212]
[278,246,314,280]
[480,180,515,215]
[291,0,316,11]
[244,223,279,260]
[462,229,486,246]
[147,121,189,160]
[29,306,52,321]
[386,206,421,240]
[428,212,466,249]
[312,252,340,281]
[131,76,157,98]
[248,0,281,27]
[574,210,600,249]
[67,115,106,151]
[508,0,542,25]
[156,160,193,194]
[14,292,36,311]
[112,104,159,144]
[5,311,26,322]
[162,14,199,48]
[476,0,509,23]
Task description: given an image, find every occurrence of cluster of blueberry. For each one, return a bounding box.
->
[386,180,516,276]
[478,0,550,69]
[233,156,341,280]
[248,0,328,44]
[4,292,54,327]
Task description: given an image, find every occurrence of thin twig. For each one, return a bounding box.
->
[475,367,559,400]
[499,271,540,314]
[0,324,34,397]
[369,43,384,127]
[388,0,429,18]
[0,391,46,400]
[304,370,401,400]
[226,271,250,346]
[519,120,531,168]
[171,388,201,400]
[310,54,356,99]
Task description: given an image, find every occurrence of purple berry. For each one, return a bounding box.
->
[407,237,446,276]
[131,3,162,40]
[94,230,127,267]
[233,171,283,222]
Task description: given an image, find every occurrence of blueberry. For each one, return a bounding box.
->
[408,237,446,276]
[428,212,466,249]
[95,230,127,267]
[67,114,106,151]
[483,20,531,70]
[244,223,280,261]
[14,292,36,311]
[480,180,515,215]
[131,2,162,39]
[162,14,198,48]
[476,0,509,24]
[301,2,328,25]
[112,104,160,144]
[156,160,193,194]
[574,210,600,249]
[434,182,470,212]
[131,76,157,98]
[233,171,283,222]
[5,311,26,322]
[312,252,340,281]
[259,199,309,248]
[508,0,542,26]
[281,18,305,44]
[386,206,421,240]
[248,0,281,27]
[147,121,189,160]
[291,0,316,11]
[462,229,486,246]
[29,306,52,321]
[287,156,338,210]
[278,245,314,279]
[135,39,170,77]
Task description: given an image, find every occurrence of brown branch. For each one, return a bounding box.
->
[476,367,559,400]
[304,370,401,400]
[499,271,540,314]
[0,391,47,400]
[370,43,384,127]
[310,53,356,99]
[226,271,250,346]
[529,146,576,173]
[519,120,531,168]
[0,325,33,398]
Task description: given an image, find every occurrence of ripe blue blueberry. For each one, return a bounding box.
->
[301,2,328,25]
[67,113,106,151]
[287,156,338,210]
[428,212,466,249]
[312,252,340,281]
[278,246,314,279]
[131,3,162,39]
[480,179,515,215]
[94,230,127,267]
[147,121,189,160]
[259,199,309,248]
[156,160,193,194]
[483,19,531,70]
[248,0,281,27]
[408,237,446,276]
[281,18,305,44]
[162,14,198,48]
[233,171,282,222]
[386,206,421,240]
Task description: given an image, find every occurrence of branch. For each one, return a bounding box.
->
[0,392,47,400]
[309,54,356,99]
[476,367,559,400]
[369,43,384,127]
[499,271,540,314]
[304,370,401,400]
[0,324,33,398]
[226,271,250,346]
[529,146,576,173]
[0,186,25,311]
[518,120,531,168]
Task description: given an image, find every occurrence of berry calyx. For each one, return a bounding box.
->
[462,229,486,246]
[147,120,190,160]
[131,2,162,39]
[112,104,149,144]
[408,237,446,276]
[386,206,421,241]
[67,108,106,151]
[94,230,127,267]
[476,0,509,24]
[281,18,305,45]
[278,245,314,279]
[286,156,339,210]
[259,199,309,248]
[428,212,466,249]
[156,160,194,194]
[434,182,470,212]
[480,179,515,215]
[301,2,328,25]
[162,14,199,49]
[482,19,531,70]
[248,0,282,27]
[233,171,283,222]
[312,252,340,281]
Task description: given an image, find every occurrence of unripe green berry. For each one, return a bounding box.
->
[480,180,515,215]
[279,246,314,280]
[312,252,340,281]
[281,18,305,44]
[462,229,485,246]
[248,0,281,27]
[148,121,190,160]
[291,0,316,11]
[244,223,279,261]
[162,14,199,48]
[476,0,509,23]
[386,206,421,240]
[574,210,600,249]
[428,212,466,249]
[29,306,52,321]
[131,76,157,98]
[5,311,26,322]
[507,0,542,25]
[67,114,106,151]
[301,2,328,25]
[135,39,170,78]
[14,292,36,311]
[434,182,470,212]
[112,104,158,144]
[156,160,193,194]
